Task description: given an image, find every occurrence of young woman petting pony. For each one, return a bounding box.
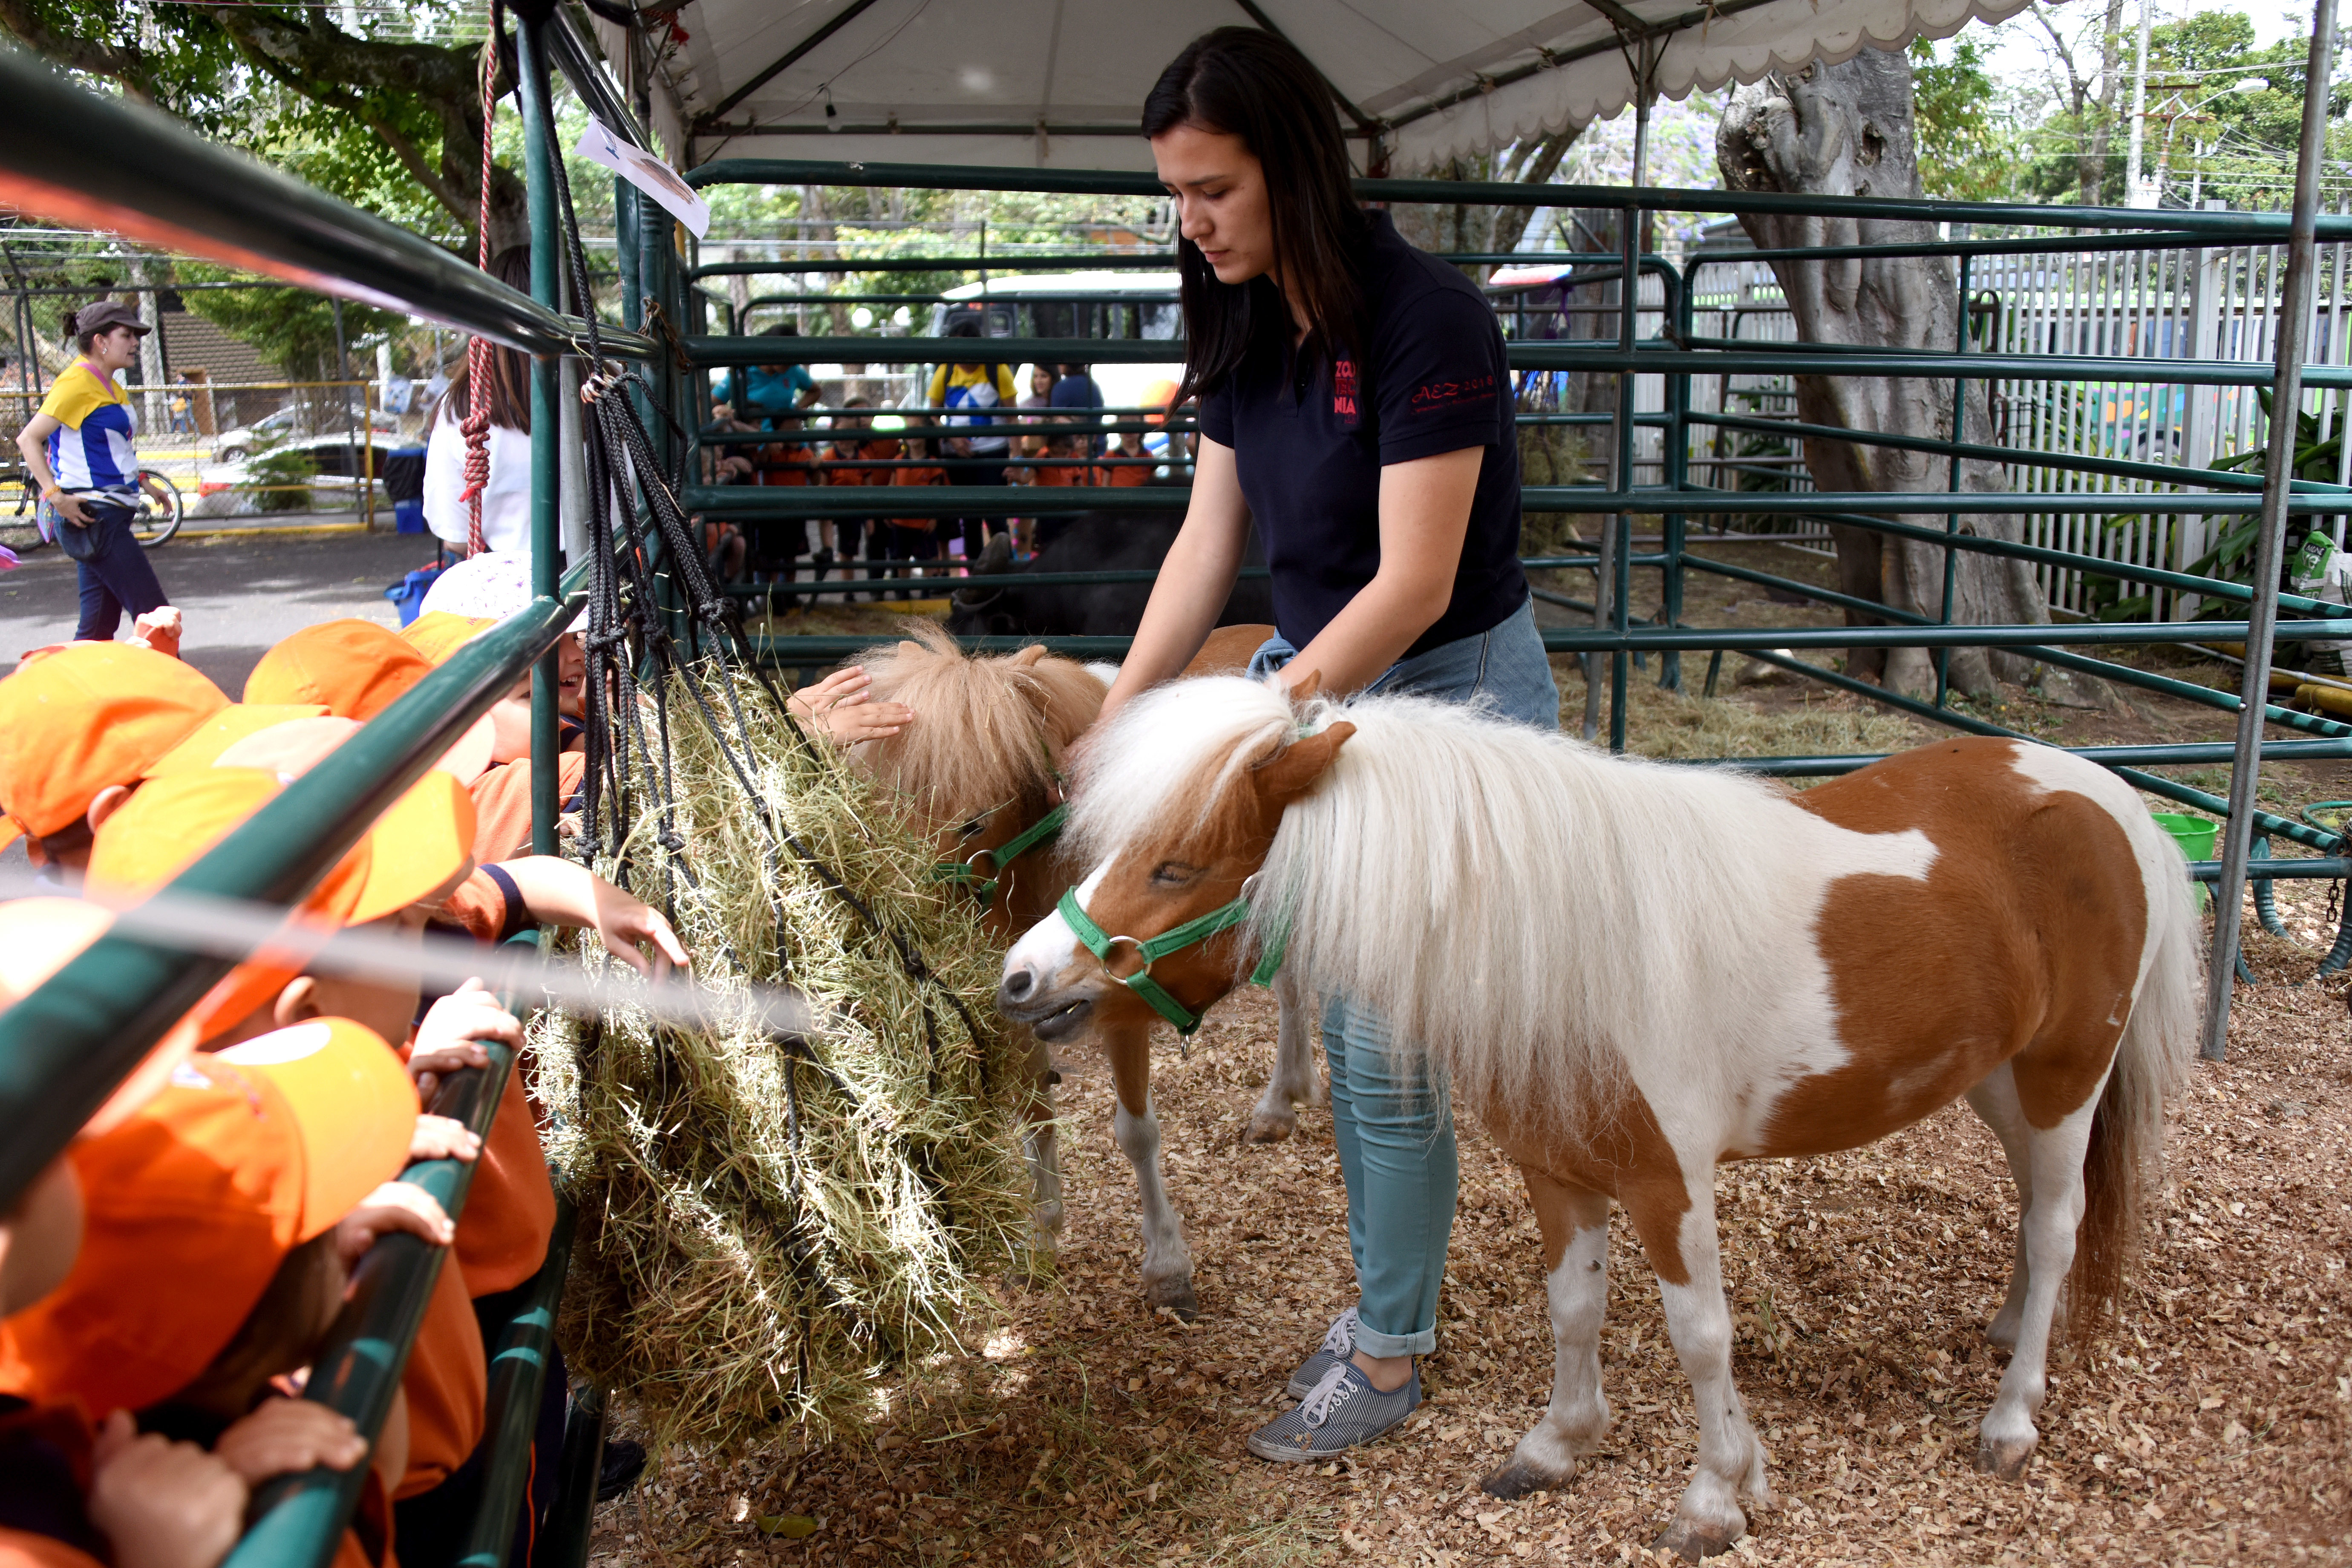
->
[1000,677,2198,1559]
[1081,27,1559,1461]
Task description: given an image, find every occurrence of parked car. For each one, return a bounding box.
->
[213,404,400,462]
[194,432,402,516]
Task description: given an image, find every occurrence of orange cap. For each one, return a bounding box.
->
[0,1017,416,1415]
[400,612,497,667]
[217,712,494,790]
[141,704,334,779]
[203,726,479,921]
[86,769,375,1041]
[0,898,200,1139]
[0,643,229,841]
[350,772,476,923]
[243,620,432,721]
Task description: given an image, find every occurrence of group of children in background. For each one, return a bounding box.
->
[0,551,817,1568]
[703,330,1182,607]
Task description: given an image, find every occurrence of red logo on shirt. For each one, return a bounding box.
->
[1332,357,1360,428]
[1408,372,1496,413]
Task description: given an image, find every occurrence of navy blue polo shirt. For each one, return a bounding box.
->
[1199,210,1526,658]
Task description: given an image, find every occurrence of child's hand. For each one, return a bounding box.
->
[813,691,914,745]
[787,665,874,722]
[128,606,183,659]
[584,877,690,980]
[334,1180,454,1265]
[408,1113,480,1164]
[787,666,913,744]
[211,1399,368,1486]
[409,979,522,1098]
[86,1409,249,1568]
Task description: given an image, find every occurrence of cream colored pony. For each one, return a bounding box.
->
[843,623,1312,1317]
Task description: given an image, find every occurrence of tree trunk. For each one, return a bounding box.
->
[1716,50,2088,703]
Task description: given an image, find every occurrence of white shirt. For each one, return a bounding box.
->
[424,401,533,553]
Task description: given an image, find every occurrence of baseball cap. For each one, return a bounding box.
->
[202,724,480,919]
[418,551,585,632]
[141,704,333,779]
[243,620,433,721]
[0,898,200,1139]
[0,644,230,847]
[85,770,374,1042]
[215,712,494,790]
[400,611,498,666]
[66,300,151,339]
[0,1017,416,1416]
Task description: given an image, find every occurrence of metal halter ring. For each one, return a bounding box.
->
[963,845,1002,877]
[1096,933,1152,982]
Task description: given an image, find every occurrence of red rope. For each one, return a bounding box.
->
[459,32,498,557]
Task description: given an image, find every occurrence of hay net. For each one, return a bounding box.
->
[523,104,1030,1450]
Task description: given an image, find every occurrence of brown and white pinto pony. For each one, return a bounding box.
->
[845,623,1317,1317]
[999,676,2199,1559]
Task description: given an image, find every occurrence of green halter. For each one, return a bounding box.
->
[931,801,1069,909]
[1056,880,1288,1037]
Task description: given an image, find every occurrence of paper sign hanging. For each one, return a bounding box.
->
[575,117,710,239]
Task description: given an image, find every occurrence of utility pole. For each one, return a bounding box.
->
[2125,0,2158,206]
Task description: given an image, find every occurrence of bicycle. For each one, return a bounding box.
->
[0,468,182,555]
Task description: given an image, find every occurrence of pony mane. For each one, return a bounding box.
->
[850,622,1107,825]
[1078,679,1822,1135]
[1065,674,1296,869]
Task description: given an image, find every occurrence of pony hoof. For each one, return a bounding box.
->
[1653,1517,1742,1562]
[1244,1109,1297,1143]
[1145,1278,1199,1322]
[1975,1432,2037,1480]
[1480,1458,1573,1500]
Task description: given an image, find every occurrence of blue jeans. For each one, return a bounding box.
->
[67,500,167,642]
[1247,596,1558,1356]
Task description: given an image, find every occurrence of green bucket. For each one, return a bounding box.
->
[2152,812,2217,910]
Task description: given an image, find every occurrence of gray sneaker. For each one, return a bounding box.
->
[1286,1306,1359,1400]
[1247,1360,1420,1463]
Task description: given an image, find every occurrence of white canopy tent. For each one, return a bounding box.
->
[589,0,2030,173]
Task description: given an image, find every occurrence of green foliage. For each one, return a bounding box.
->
[1909,37,2015,200]
[174,263,401,381]
[246,446,315,512]
[0,1,499,239]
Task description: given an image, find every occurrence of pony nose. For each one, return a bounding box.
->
[998,965,1038,1009]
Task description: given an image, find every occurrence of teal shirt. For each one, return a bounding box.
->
[723,364,816,426]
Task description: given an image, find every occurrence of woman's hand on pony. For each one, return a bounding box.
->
[787,665,913,746]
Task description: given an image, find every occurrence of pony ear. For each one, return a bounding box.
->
[1287,668,1325,702]
[1008,645,1049,668]
[1252,721,1355,807]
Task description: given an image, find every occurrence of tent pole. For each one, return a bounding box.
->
[2202,0,2338,1060]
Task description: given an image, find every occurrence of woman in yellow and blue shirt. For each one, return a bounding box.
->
[12,301,174,642]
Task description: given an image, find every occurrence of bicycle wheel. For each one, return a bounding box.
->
[131,470,182,547]
[0,476,47,556]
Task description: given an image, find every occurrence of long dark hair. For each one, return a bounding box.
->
[435,246,533,434]
[1143,28,1366,408]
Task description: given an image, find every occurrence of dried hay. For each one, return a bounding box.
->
[531,661,1033,1451]
[1551,651,1931,770]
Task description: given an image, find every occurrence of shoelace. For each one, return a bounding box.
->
[1318,1306,1358,1359]
[1298,1364,1357,1428]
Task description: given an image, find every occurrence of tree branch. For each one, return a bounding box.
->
[0,0,161,103]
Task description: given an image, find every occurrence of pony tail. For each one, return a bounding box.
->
[60,308,79,343]
[2070,868,2202,1335]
